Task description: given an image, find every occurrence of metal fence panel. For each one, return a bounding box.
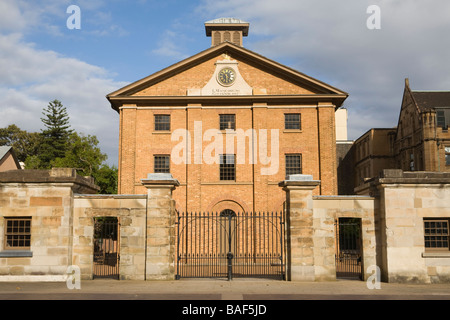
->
[335,218,362,280]
[176,211,285,280]
[93,217,119,279]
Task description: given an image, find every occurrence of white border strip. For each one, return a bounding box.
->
[0,275,67,282]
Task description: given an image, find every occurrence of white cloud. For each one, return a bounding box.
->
[0,0,29,32]
[0,0,132,166]
[0,0,126,39]
[3,0,450,168]
[197,0,450,140]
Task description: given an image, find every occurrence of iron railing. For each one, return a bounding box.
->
[176,211,285,280]
[93,217,119,279]
[335,218,362,279]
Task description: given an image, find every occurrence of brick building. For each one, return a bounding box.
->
[394,78,450,172]
[107,18,348,213]
[0,146,21,172]
[353,128,395,189]
[353,78,450,193]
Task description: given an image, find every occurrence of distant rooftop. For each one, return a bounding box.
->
[0,146,12,160]
[411,91,450,111]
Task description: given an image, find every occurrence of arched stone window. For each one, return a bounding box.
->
[232,31,240,45]
[223,31,231,42]
[213,31,221,45]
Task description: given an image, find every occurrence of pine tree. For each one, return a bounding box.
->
[38,100,73,168]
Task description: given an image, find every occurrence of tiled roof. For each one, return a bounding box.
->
[0,146,12,160]
[412,91,450,111]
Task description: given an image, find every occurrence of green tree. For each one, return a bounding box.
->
[24,155,42,169]
[1,99,118,194]
[39,100,73,167]
[50,132,117,194]
[51,132,107,176]
[94,164,118,194]
[0,124,41,162]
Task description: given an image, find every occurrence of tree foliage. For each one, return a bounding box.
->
[0,124,41,162]
[39,100,73,167]
[0,100,117,194]
[51,132,106,176]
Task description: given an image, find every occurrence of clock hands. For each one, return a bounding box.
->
[218,67,235,85]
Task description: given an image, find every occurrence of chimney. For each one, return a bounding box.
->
[205,18,249,47]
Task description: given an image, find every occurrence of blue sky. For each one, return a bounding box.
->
[1,0,450,166]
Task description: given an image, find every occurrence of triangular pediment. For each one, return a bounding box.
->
[107,42,348,110]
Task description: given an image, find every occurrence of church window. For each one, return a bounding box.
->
[445,147,450,166]
[437,110,445,128]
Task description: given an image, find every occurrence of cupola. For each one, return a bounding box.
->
[205,18,249,47]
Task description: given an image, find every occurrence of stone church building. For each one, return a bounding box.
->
[107,18,348,213]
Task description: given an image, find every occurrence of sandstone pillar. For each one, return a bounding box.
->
[279,175,320,281]
[141,173,179,280]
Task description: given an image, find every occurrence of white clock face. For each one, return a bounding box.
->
[217,67,236,86]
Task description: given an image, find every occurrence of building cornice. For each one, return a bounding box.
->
[109,94,347,112]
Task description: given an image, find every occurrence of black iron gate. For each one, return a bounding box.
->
[335,218,362,280]
[93,217,119,279]
[176,211,285,280]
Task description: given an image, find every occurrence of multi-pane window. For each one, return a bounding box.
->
[436,109,450,129]
[285,154,302,179]
[219,114,236,130]
[154,114,170,131]
[437,110,446,128]
[284,113,301,130]
[446,147,450,166]
[154,155,170,173]
[424,219,449,251]
[4,217,31,250]
[220,154,235,181]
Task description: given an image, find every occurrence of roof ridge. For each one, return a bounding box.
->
[412,90,450,93]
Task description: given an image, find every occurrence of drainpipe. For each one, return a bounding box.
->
[435,111,441,172]
[437,140,441,172]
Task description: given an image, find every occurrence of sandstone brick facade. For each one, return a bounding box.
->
[0,168,99,280]
[1,168,450,283]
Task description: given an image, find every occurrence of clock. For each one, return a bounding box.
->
[217,67,236,86]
